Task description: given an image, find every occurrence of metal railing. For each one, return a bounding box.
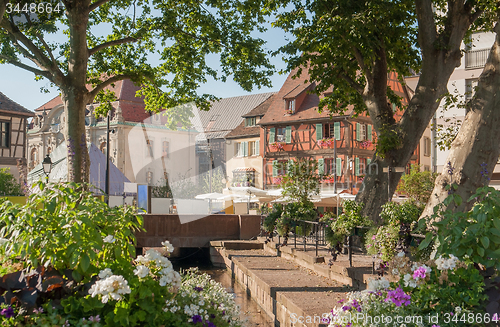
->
[260,216,426,270]
[465,48,489,69]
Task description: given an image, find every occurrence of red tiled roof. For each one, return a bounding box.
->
[34,79,151,123]
[259,68,410,126]
[258,68,332,125]
[226,94,276,139]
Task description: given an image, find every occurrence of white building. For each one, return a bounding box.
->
[405,31,495,173]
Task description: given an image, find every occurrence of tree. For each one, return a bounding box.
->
[422,20,500,217]
[1,0,274,183]
[279,158,321,203]
[151,176,172,198]
[396,164,437,205]
[267,0,496,223]
[0,168,23,196]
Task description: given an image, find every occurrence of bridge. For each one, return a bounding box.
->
[135,214,261,250]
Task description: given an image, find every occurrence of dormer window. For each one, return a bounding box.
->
[245,117,256,127]
[286,99,295,114]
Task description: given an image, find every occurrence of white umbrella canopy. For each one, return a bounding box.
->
[225,186,268,196]
[195,192,225,200]
[216,194,246,201]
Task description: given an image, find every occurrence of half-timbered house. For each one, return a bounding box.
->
[0,92,34,180]
[258,69,419,196]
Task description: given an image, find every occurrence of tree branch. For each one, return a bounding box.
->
[88,0,112,13]
[0,19,64,81]
[339,73,363,94]
[87,74,133,103]
[88,37,139,57]
[0,55,51,78]
[352,47,373,84]
[415,0,438,56]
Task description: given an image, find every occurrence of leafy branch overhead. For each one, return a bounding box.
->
[1,0,276,182]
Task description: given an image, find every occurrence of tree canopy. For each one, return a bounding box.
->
[266,0,497,222]
[0,0,275,182]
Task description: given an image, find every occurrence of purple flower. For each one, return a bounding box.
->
[1,306,14,318]
[192,315,203,323]
[413,267,427,279]
[89,315,101,322]
[385,287,411,307]
[194,286,203,292]
[205,321,216,327]
[351,299,362,312]
[342,305,351,311]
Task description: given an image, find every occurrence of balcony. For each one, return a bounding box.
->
[465,48,489,69]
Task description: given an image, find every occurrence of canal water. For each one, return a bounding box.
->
[172,248,274,327]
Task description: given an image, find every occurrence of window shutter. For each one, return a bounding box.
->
[270,128,275,143]
[256,140,260,156]
[316,124,323,140]
[318,158,324,175]
[367,158,371,165]
[287,159,294,173]
[336,158,342,176]
[272,160,278,177]
[243,142,248,157]
[367,125,372,141]
[334,122,340,140]
[355,157,360,176]
[356,123,361,141]
[285,126,292,143]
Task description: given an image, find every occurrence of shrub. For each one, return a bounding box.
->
[0,168,23,196]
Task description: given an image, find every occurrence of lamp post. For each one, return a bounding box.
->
[42,154,52,180]
[105,113,110,204]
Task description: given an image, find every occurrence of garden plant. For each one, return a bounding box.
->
[0,181,242,326]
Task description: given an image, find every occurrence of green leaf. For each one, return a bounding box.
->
[493,218,500,230]
[80,253,90,273]
[418,233,433,250]
[72,270,82,282]
[480,236,490,249]
[477,247,485,257]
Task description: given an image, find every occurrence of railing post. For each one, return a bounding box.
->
[303,221,306,252]
[348,235,352,267]
[294,221,297,248]
[315,223,319,257]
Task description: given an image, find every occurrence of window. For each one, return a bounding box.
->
[162,141,169,158]
[276,127,286,142]
[286,100,295,113]
[0,122,9,148]
[424,165,430,171]
[465,48,489,69]
[146,139,154,158]
[235,142,246,157]
[245,117,256,127]
[146,171,153,185]
[248,141,259,156]
[424,137,431,157]
[100,142,106,154]
[465,79,479,100]
[356,123,366,141]
[30,148,38,168]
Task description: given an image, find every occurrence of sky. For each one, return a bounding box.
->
[0,13,292,112]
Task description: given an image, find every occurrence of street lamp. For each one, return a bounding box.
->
[42,154,52,178]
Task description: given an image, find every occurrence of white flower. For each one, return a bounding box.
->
[89,275,131,304]
[98,268,113,279]
[133,265,150,278]
[162,240,174,253]
[392,268,399,275]
[0,238,8,246]
[397,251,405,257]
[403,274,417,288]
[455,306,462,314]
[103,235,115,243]
[367,277,389,291]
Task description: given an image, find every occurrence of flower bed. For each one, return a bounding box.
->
[0,181,243,327]
[269,142,284,151]
[317,138,335,148]
[325,253,487,327]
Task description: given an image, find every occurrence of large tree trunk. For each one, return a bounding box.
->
[0,0,6,25]
[421,22,500,218]
[62,0,91,183]
[356,0,479,223]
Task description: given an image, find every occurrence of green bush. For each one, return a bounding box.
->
[0,168,23,196]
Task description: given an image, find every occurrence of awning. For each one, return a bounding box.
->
[233,167,256,172]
